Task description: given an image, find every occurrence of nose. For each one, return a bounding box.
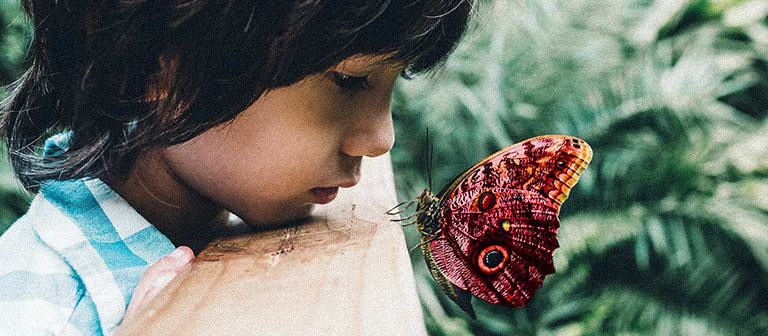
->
[341,105,395,158]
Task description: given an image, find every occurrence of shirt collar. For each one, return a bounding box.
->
[31,132,175,333]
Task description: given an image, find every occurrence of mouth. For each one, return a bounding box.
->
[310,187,340,204]
[309,178,359,204]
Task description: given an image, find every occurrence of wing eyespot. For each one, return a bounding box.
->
[477,191,497,211]
[499,218,512,232]
[476,245,509,275]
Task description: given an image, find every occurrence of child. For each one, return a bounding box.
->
[0,0,474,334]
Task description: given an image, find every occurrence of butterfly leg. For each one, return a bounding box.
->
[408,230,443,254]
[389,209,426,222]
[385,199,417,215]
[393,212,426,227]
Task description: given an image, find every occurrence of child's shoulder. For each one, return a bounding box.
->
[0,177,176,334]
[0,195,76,273]
[0,195,90,334]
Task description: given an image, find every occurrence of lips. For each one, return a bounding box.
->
[309,178,359,204]
[310,187,339,204]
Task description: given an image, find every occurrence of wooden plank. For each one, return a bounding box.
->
[118,153,427,335]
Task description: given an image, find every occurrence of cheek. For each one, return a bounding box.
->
[213,144,335,226]
[163,135,302,201]
[161,115,339,205]
[159,76,347,225]
[162,141,319,226]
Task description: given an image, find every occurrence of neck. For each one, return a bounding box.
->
[104,150,230,254]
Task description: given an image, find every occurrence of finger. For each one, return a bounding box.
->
[125,246,194,319]
[134,253,193,307]
[124,246,195,321]
[155,246,195,272]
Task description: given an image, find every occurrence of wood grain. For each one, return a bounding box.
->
[118,153,427,336]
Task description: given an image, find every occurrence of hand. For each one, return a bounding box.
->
[123,246,195,322]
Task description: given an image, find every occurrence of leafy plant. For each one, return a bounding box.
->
[391,0,768,335]
[0,0,32,234]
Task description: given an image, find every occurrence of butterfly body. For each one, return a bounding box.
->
[411,135,592,316]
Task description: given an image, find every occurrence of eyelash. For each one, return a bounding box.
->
[331,72,372,93]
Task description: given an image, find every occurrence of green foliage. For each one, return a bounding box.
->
[0,0,32,234]
[1,0,30,89]
[391,0,768,335]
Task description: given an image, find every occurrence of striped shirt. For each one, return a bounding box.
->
[0,132,176,335]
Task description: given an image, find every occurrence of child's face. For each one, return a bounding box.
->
[159,55,405,227]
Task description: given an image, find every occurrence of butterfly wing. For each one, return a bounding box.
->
[421,242,476,317]
[428,135,592,307]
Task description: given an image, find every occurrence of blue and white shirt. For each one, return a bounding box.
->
[0,133,176,335]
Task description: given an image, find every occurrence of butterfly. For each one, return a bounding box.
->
[388,135,592,317]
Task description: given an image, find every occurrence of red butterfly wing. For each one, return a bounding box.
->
[428,135,592,307]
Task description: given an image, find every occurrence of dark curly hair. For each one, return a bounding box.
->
[1,0,475,192]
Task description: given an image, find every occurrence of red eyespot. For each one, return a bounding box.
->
[476,245,509,275]
[477,191,496,211]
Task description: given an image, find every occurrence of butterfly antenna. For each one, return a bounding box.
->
[430,141,434,192]
[426,127,433,193]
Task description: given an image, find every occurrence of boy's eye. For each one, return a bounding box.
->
[331,72,371,93]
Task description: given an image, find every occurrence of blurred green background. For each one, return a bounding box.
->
[0,0,32,233]
[2,0,767,335]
